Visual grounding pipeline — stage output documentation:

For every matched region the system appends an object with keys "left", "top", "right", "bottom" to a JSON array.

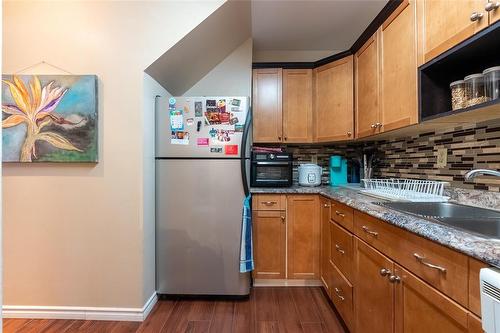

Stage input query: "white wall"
[
  {"left": 252, "top": 49, "right": 339, "bottom": 62},
  {"left": 185, "top": 38, "right": 253, "bottom": 97},
  {"left": 2, "top": 0, "right": 223, "bottom": 310}
]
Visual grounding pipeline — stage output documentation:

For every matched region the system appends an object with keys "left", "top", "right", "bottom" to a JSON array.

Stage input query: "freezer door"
[
  {"left": 156, "top": 159, "right": 251, "bottom": 295},
  {"left": 156, "top": 96, "right": 249, "bottom": 158}
]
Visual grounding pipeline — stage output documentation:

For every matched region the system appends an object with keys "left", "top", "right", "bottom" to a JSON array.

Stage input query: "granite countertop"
[{"left": 251, "top": 185, "right": 500, "bottom": 268}]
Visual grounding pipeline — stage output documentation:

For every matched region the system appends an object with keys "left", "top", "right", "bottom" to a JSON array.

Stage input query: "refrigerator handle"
[{"left": 241, "top": 107, "right": 252, "bottom": 197}]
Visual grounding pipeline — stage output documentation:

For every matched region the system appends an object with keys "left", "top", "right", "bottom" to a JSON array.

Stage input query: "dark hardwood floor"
[{"left": 3, "top": 287, "right": 346, "bottom": 333}]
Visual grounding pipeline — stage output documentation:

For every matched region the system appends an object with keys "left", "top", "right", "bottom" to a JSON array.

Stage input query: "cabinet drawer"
[
  {"left": 354, "top": 210, "right": 468, "bottom": 307},
  {"left": 330, "top": 221, "right": 354, "bottom": 282},
  {"left": 330, "top": 200, "right": 354, "bottom": 231},
  {"left": 330, "top": 262, "right": 353, "bottom": 331},
  {"left": 253, "top": 194, "right": 285, "bottom": 211}
]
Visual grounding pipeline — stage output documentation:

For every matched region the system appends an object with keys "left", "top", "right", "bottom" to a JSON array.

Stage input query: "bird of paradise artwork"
[{"left": 2, "top": 75, "right": 98, "bottom": 162}]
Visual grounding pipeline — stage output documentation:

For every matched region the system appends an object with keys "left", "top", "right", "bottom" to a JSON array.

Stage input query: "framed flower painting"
[{"left": 2, "top": 75, "right": 98, "bottom": 162}]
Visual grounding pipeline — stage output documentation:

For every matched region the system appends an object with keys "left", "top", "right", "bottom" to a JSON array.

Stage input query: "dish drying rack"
[{"left": 360, "top": 179, "right": 449, "bottom": 202}]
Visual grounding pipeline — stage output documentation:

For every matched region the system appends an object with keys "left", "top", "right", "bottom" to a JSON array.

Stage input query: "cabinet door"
[
  {"left": 320, "top": 197, "right": 332, "bottom": 290},
  {"left": 490, "top": 1, "right": 500, "bottom": 24},
  {"left": 252, "top": 68, "right": 282, "bottom": 143},
  {"left": 283, "top": 69, "right": 313, "bottom": 143},
  {"left": 287, "top": 195, "right": 320, "bottom": 279},
  {"left": 252, "top": 210, "right": 286, "bottom": 279},
  {"left": 354, "top": 238, "right": 395, "bottom": 333},
  {"left": 394, "top": 264, "right": 469, "bottom": 333},
  {"left": 355, "top": 33, "right": 381, "bottom": 138},
  {"left": 314, "top": 56, "right": 354, "bottom": 142},
  {"left": 380, "top": 0, "right": 418, "bottom": 133},
  {"left": 419, "top": 0, "right": 488, "bottom": 62}
]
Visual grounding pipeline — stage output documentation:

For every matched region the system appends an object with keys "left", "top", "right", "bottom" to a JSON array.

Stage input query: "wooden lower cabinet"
[
  {"left": 354, "top": 238, "right": 395, "bottom": 333},
  {"left": 394, "top": 264, "right": 470, "bottom": 333},
  {"left": 320, "top": 197, "right": 332, "bottom": 290},
  {"left": 287, "top": 195, "right": 320, "bottom": 279},
  {"left": 252, "top": 210, "right": 286, "bottom": 279}
]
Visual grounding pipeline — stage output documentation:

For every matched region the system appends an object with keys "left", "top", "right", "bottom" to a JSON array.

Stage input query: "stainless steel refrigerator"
[{"left": 155, "top": 96, "right": 251, "bottom": 296}]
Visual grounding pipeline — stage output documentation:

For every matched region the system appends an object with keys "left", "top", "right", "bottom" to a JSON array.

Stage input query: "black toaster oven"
[{"left": 250, "top": 152, "right": 293, "bottom": 187}]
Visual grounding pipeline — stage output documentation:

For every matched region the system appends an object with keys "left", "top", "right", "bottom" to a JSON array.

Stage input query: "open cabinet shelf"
[{"left": 419, "top": 21, "right": 500, "bottom": 123}]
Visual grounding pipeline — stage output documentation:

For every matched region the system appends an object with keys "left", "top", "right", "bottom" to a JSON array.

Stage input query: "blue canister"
[{"left": 329, "top": 155, "right": 347, "bottom": 186}]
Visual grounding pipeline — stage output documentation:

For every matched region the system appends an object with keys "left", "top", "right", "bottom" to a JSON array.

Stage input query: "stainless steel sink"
[{"left": 375, "top": 202, "right": 500, "bottom": 238}]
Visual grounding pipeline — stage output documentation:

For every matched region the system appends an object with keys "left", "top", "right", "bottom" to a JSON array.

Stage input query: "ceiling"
[{"left": 251, "top": 0, "right": 389, "bottom": 62}]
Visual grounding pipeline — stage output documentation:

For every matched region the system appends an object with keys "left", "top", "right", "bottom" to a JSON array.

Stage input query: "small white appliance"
[
  {"left": 480, "top": 267, "right": 500, "bottom": 333},
  {"left": 298, "top": 163, "right": 322, "bottom": 187}
]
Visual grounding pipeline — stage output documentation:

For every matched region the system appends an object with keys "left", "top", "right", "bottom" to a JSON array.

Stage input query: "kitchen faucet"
[{"left": 464, "top": 168, "right": 500, "bottom": 181}]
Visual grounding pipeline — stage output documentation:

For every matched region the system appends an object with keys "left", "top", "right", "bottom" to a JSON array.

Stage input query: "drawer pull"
[
  {"left": 324, "top": 203, "right": 331, "bottom": 208},
  {"left": 389, "top": 275, "right": 401, "bottom": 283},
  {"left": 362, "top": 226, "right": 378, "bottom": 237},
  {"left": 335, "top": 244, "right": 345, "bottom": 254},
  {"left": 413, "top": 253, "right": 447, "bottom": 273},
  {"left": 335, "top": 211, "right": 345, "bottom": 218},
  {"left": 380, "top": 268, "right": 391, "bottom": 276},
  {"left": 281, "top": 216, "right": 285, "bottom": 223},
  {"left": 333, "top": 287, "right": 345, "bottom": 301},
  {"left": 263, "top": 201, "right": 277, "bottom": 206}
]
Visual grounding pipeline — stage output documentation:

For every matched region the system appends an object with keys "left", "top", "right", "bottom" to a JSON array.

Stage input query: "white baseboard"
[
  {"left": 2, "top": 292, "right": 158, "bottom": 322},
  {"left": 253, "top": 279, "right": 323, "bottom": 287}
]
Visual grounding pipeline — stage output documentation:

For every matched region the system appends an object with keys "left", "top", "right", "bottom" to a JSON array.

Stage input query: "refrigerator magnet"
[
  {"left": 168, "top": 97, "right": 176, "bottom": 110},
  {"left": 184, "top": 105, "right": 190, "bottom": 114},
  {"left": 229, "top": 116, "right": 239, "bottom": 125},
  {"left": 170, "top": 110, "right": 184, "bottom": 131},
  {"left": 219, "top": 112, "right": 230, "bottom": 124},
  {"left": 186, "top": 118, "right": 194, "bottom": 126},
  {"left": 225, "top": 145, "right": 238, "bottom": 155},
  {"left": 231, "top": 98, "right": 241, "bottom": 107},
  {"left": 195, "top": 101, "right": 203, "bottom": 117},
  {"left": 197, "top": 138, "right": 209, "bottom": 146},
  {"left": 217, "top": 99, "right": 226, "bottom": 113},
  {"left": 210, "top": 147, "right": 223, "bottom": 153},
  {"left": 234, "top": 124, "right": 244, "bottom": 132},
  {"left": 170, "top": 131, "right": 189, "bottom": 145}
]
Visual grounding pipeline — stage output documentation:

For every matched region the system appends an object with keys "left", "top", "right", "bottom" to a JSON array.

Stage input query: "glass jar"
[
  {"left": 483, "top": 66, "right": 500, "bottom": 101},
  {"left": 464, "top": 73, "right": 489, "bottom": 107},
  {"left": 450, "top": 80, "right": 466, "bottom": 110}
]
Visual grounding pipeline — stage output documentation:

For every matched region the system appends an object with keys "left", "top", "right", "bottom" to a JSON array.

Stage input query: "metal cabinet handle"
[
  {"left": 347, "top": 131, "right": 352, "bottom": 137},
  {"left": 413, "top": 253, "right": 447, "bottom": 273},
  {"left": 335, "top": 211, "right": 345, "bottom": 218},
  {"left": 486, "top": 1, "right": 500, "bottom": 11},
  {"left": 389, "top": 275, "right": 401, "bottom": 283},
  {"left": 335, "top": 244, "right": 345, "bottom": 255},
  {"left": 376, "top": 123, "right": 383, "bottom": 128},
  {"left": 470, "top": 11, "right": 484, "bottom": 21},
  {"left": 333, "top": 287, "right": 345, "bottom": 301},
  {"left": 278, "top": 136, "right": 282, "bottom": 141},
  {"left": 263, "top": 201, "right": 277, "bottom": 206},
  {"left": 371, "top": 124, "right": 377, "bottom": 129},
  {"left": 380, "top": 268, "right": 392, "bottom": 276},
  {"left": 362, "top": 226, "right": 378, "bottom": 237},
  {"left": 324, "top": 203, "right": 331, "bottom": 208},
  {"left": 281, "top": 216, "right": 285, "bottom": 223},
  {"left": 284, "top": 137, "right": 288, "bottom": 141}
]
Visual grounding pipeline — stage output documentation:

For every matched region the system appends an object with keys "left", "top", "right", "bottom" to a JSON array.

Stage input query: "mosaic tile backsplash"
[{"left": 283, "top": 119, "right": 500, "bottom": 192}]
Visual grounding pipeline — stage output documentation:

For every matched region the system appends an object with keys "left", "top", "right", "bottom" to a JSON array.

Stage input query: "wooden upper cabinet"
[
  {"left": 287, "top": 195, "right": 320, "bottom": 279},
  {"left": 394, "top": 264, "right": 470, "bottom": 333},
  {"left": 354, "top": 239, "right": 395, "bottom": 333},
  {"left": 252, "top": 68, "right": 282, "bottom": 143},
  {"left": 314, "top": 56, "right": 354, "bottom": 142},
  {"left": 282, "top": 69, "right": 313, "bottom": 143},
  {"left": 355, "top": 33, "right": 381, "bottom": 139},
  {"left": 320, "top": 197, "right": 332, "bottom": 290},
  {"left": 418, "top": 0, "right": 488, "bottom": 62},
  {"left": 380, "top": 0, "right": 418, "bottom": 133},
  {"left": 252, "top": 210, "right": 286, "bottom": 279}
]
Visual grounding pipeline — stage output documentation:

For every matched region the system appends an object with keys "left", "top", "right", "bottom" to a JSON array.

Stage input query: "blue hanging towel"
[{"left": 240, "top": 195, "right": 254, "bottom": 272}]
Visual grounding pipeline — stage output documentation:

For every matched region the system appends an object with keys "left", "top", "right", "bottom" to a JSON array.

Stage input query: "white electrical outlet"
[{"left": 436, "top": 148, "right": 448, "bottom": 168}]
